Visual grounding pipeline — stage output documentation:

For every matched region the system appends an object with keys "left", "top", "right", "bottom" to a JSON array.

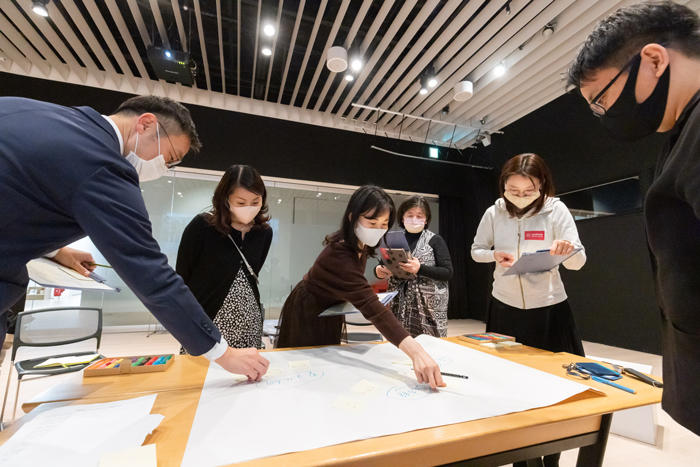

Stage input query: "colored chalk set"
[{"left": 83, "top": 354, "right": 174, "bottom": 377}]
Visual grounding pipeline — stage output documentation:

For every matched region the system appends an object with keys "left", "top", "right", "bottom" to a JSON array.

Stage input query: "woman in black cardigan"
[{"left": 177, "top": 165, "right": 273, "bottom": 350}]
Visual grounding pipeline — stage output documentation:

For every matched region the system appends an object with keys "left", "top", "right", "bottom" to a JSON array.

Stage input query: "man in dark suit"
[
  {"left": 568, "top": 1, "right": 700, "bottom": 435},
  {"left": 0, "top": 95, "right": 268, "bottom": 380}
]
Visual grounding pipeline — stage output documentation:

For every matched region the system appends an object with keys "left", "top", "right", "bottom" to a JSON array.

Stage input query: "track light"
[
  {"left": 419, "top": 88, "right": 428, "bottom": 95},
  {"left": 493, "top": 64, "right": 506, "bottom": 78},
  {"left": 480, "top": 133, "right": 491, "bottom": 147},
  {"left": 344, "top": 74, "right": 354, "bottom": 82},
  {"left": 261, "top": 47, "right": 272, "bottom": 56},
  {"left": 263, "top": 24, "right": 276, "bottom": 37},
  {"left": 427, "top": 77, "right": 438, "bottom": 88},
  {"left": 32, "top": 0, "right": 49, "bottom": 17}
]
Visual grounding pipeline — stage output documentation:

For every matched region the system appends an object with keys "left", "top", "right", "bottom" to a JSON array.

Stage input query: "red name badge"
[{"left": 524, "top": 231, "right": 545, "bottom": 241}]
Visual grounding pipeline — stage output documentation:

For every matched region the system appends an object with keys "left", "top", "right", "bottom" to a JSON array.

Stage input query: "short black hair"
[
  {"left": 114, "top": 95, "right": 202, "bottom": 153},
  {"left": 324, "top": 185, "right": 396, "bottom": 257},
  {"left": 397, "top": 196, "right": 432, "bottom": 230},
  {"left": 567, "top": 1, "right": 700, "bottom": 88}
]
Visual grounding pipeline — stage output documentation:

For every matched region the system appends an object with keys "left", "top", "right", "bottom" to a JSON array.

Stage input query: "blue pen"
[
  {"left": 591, "top": 375, "right": 636, "bottom": 394},
  {"left": 535, "top": 249, "right": 551, "bottom": 253}
]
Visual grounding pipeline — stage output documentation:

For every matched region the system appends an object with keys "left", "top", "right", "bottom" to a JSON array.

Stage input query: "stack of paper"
[
  {"left": 34, "top": 354, "right": 101, "bottom": 368},
  {"left": 0, "top": 395, "right": 162, "bottom": 467}
]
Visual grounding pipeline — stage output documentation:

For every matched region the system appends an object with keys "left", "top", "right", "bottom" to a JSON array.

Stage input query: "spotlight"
[
  {"left": 164, "top": 50, "right": 172, "bottom": 59},
  {"left": 326, "top": 46, "right": 348, "bottom": 73},
  {"left": 344, "top": 74, "right": 354, "bottom": 82},
  {"left": 261, "top": 47, "right": 272, "bottom": 56},
  {"left": 350, "top": 57, "right": 363, "bottom": 72},
  {"left": 32, "top": 0, "right": 49, "bottom": 17},
  {"left": 419, "top": 88, "right": 428, "bottom": 95},
  {"left": 429, "top": 147, "right": 439, "bottom": 159},
  {"left": 481, "top": 134, "right": 491, "bottom": 147},
  {"left": 493, "top": 64, "right": 506, "bottom": 78},
  {"left": 427, "top": 77, "right": 438, "bottom": 88},
  {"left": 263, "top": 23, "right": 276, "bottom": 37},
  {"left": 543, "top": 23, "right": 555, "bottom": 38}
]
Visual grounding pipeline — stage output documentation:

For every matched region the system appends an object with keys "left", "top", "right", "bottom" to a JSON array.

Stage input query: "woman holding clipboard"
[
  {"left": 471, "top": 153, "right": 586, "bottom": 355},
  {"left": 471, "top": 153, "right": 586, "bottom": 467},
  {"left": 276, "top": 186, "right": 445, "bottom": 389}
]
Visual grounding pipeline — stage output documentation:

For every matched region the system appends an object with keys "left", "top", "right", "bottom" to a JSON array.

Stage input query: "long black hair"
[{"left": 324, "top": 185, "right": 395, "bottom": 256}]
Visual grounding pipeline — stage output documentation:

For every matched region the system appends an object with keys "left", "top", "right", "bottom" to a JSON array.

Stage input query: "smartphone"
[{"left": 575, "top": 362, "right": 621, "bottom": 380}]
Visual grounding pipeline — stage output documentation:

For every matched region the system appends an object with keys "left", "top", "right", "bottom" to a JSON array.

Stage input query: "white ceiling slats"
[{"left": 1, "top": 0, "right": 697, "bottom": 151}]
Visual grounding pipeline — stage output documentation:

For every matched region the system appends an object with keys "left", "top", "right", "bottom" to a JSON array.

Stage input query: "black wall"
[
  {"left": 1, "top": 72, "right": 494, "bottom": 319},
  {"left": 466, "top": 92, "right": 665, "bottom": 353}
]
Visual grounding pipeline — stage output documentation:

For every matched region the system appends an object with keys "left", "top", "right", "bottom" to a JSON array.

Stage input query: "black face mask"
[{"left": 601, "top": 55, "right": 671, "bottom": 141}]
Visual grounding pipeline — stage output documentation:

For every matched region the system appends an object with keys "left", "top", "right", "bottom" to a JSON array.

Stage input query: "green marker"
[{"left": 131, "top": 357, "right": 147, "bottom": 367}]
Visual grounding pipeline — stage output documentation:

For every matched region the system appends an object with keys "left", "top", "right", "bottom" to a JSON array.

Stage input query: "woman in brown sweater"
[{"left": 276, "top": 185, "right": 445, "bottom": 389}]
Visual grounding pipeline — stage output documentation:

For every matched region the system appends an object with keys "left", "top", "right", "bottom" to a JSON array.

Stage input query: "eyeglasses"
[
  {"left": 589, "top": 55, "right": 638, "bottom": 118},
  {"left": 157, "top": 121, "right": 183, "bottom": 168}
]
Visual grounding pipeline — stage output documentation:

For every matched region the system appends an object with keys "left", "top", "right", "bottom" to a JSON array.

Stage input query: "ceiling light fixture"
[
  {"left": 427, "top": 77, "right": 438, "bottom": 88},
  {"left": 350, "top": 58, "right": 363, "bottom": 72},
  {"left": 261, "top": 47, "right": 272, "bottom": 56},
  {"left": 263, "top": 23, "right": 276, "bottom": 37},
  {"left": 32, "top": 0, "right": 49, "bottom": 17},
  {"left": 453, "top": 80, "right": 473, "bottom": 101},
  {"left": 493, "top": 64, "right": 506, "bottom": 78},
  {"left": 419, "top": 88, "right": 428, "bottom": 95},
  {"left": 326, "top": 46, "right": 348, "bottom": 73},
  {"left": 344, "top": 74, "right": 354, "bottom": 82}
]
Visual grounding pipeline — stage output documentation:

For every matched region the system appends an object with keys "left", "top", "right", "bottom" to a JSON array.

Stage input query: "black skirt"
[
  {"left": 275, "top": 280, "right": 346, "bottom": 348},
  {"left": 486, "top": 297, "right": 585, "bottom": 356}
]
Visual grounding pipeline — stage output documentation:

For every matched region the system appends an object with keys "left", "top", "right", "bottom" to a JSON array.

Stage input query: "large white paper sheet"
[
  {"left": 183, "top": 336, "right": 592, "bottom": 466},
  {"left": 0, "top": 395, "right": 163, "bottom": 467}
]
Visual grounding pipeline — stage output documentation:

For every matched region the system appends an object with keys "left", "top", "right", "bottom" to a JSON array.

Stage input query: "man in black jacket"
[
  {"left": 568, "top": 1, "right": 700, "bottom": 435},
  {"left": 0, "top": 95, "right": 268, "bottom": 381}
]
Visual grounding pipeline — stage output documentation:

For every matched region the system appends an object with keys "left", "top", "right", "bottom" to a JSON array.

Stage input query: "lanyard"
[{"left": 227, "top": 234, "right": 259, "bottom": 284}]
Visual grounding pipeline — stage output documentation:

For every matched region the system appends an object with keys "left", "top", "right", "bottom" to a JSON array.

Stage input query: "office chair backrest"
[{"left": 12, "top": 307, "right": 102, "bottom": 361}]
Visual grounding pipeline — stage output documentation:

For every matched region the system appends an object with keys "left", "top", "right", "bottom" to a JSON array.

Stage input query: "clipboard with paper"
[
  {"left": 502, "top": 248, "right": 583, "bottom": 276},
  {"left": 319, "top": 291, "right": 398, "bottom": 317},
  {"left": 26, "top": 257, "right": 119, "bottom": 292}
]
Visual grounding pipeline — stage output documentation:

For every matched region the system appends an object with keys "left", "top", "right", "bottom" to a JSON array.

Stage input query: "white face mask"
[
  {"left": 403, "top": 217, "right": 425, "bottom": 234},
  {"left": 354, "top": 223, "right": 387, "bottom": 247},
  {"left": 230, "top": 205, "right": 261, "bottom": 225},
  {"left": 125, "top": 125, "right": 169, "bottom": 182},
  {"left": 504, "top": 191, "right": 540, "bottom": 210}
]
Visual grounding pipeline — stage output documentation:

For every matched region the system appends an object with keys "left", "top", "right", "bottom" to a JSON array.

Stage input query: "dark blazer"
[
  {"left": 176, "top": 213, "right": 273, "bottom": 321},
  {"left": 0, "top": 97, "right": 221, "bottom": 355}
]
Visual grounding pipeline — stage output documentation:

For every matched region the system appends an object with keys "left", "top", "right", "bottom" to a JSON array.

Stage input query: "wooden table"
[{"left": 0, "top": 338, "right": 662, "bottom": 466}]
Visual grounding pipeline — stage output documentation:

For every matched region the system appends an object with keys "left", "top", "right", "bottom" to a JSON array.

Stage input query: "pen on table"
[
  {"left": 440, "top": 372, "right": 469, "bottom": 380},
  {"left": 591, "top": 375, "right": 636, "bottom": 394}
]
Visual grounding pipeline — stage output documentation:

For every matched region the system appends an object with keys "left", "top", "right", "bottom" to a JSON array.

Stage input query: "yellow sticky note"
[
  {"left": 351, "top": 379, "right": 377, "bottom": 395},
  {"left": 288, "top": 360, "right": 311, "bottom": 370},
  {"left": 99, "top": 444, "right": 157, "bottom": 467},
  {"left": 333, "top": 396, "right": 365, "bottom": 412}
]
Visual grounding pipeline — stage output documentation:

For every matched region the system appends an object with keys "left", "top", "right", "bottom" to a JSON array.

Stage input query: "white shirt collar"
[{"left": 102, "top": 115, "right": 124, "bottom": 154}]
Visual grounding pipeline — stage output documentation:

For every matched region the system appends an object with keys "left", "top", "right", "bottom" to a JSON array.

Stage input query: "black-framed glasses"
[
  {"left": 589, "top": 55, "right": 638, "bottom": 118},
  {"left": 157, "top": 121, "right": 182, "bottom": 168}
]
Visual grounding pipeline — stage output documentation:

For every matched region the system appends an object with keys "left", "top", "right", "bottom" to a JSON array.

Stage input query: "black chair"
[
  {"left": 344, "top": 314, "right": 383, "bottom": 343},
  {"left": 1, "top": 307, "right": 103, "bottom": 429}
]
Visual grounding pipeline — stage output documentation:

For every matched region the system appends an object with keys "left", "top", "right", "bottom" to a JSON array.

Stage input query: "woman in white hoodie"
[{"left": 471, "top": 153, "right": 586, "bottom": 357}]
